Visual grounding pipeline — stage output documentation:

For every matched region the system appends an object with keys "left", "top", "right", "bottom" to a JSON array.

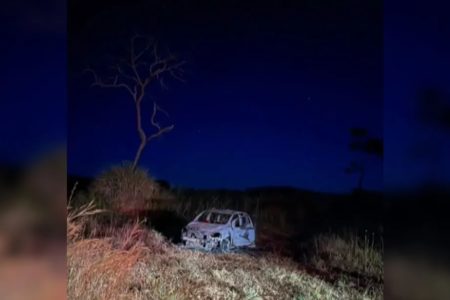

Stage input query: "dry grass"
[
  {"left": 310, "top": 231, "right": 383, "bottom": 281},
  {"left": 68, "top": 204, "right": 382, "bottom": 300},
  {"left": 67, "top": 200, "right": 105, "bottom": 242}
]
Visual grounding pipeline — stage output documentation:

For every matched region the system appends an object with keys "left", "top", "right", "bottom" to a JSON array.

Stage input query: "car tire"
[{"left": 220, "top": 237, "right": 231, "bottom": 253}]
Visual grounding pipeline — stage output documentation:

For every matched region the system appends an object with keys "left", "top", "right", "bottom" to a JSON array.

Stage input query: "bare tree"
[{"left": 85, "top": 34, "right": 185, "bottom": 170}]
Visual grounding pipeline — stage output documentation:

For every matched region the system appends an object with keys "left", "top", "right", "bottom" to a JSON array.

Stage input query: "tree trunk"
[
  {"left": 132, "top": 93, "right": 147, "bottom": 171},
  {"left": 132, "top": 140, "right": 146, "bottom": 170}
]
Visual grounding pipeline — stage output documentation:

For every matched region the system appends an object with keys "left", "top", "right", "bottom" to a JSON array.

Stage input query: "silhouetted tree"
[
  {"left": 346, "top": 128, "right": 383, "bottom": 191},
  {"left": 86, "top": 34, "right": 185, "bottom": 170}
]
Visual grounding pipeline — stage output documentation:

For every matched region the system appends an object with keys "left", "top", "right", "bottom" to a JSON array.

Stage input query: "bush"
[{"left": 91, "top": 163, "right": 160, "bottom": 215}]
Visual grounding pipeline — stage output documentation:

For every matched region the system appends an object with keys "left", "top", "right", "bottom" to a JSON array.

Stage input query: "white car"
[{"left": 181, "top": 209, "right": 256, "bottom": 252}]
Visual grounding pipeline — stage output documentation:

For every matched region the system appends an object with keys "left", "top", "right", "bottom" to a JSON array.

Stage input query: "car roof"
[{"left": 206, "top": 208, "right": 248, "bottom": 215}]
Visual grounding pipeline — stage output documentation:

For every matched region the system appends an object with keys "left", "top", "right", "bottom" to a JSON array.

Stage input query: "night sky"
[
  {"left": 1, "top": 0, "right": 66, "bottom": 165},
  {"left": 384, "top": 1, "right": 450, "bottom": 189},
  {"left": 1, "top": 1, "right": 448, "bottom": 195},
  {"left": 68, "top": 0, "right": 383, "bottom": 192}
]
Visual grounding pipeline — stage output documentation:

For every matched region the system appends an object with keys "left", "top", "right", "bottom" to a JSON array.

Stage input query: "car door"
[
  {"left": 231, "top": 214, "right": 254, "bottom": 246},
  {"left": 236, "top": 214, "right": 255, "bottom": 246},
  {"left": 241, "top": 214, "right": 255, "bottom": 246},
  {"left": 230, "top": 214, "right": 246, "bottom": 246}
]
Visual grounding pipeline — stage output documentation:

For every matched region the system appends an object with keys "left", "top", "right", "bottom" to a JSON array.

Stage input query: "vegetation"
[
  {"left": 67, "top": 202, "right": 382, "bottom": 300},
  {"left": 90, "top": 164, "right": 164, "bottom": 215},
  {"left": 345, "top": 128, "right": 383, "bottom": 191},
  {"left": 307, "top": 232, "right": 383, "bottom": 288},
  {"left": 68, "top": 165, "right": 383, "bottom": 299}
]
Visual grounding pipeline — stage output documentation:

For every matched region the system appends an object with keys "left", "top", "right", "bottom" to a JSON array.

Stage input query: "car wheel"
[{"left": 220, "top": 237, "right": 231, "bottom": 253}]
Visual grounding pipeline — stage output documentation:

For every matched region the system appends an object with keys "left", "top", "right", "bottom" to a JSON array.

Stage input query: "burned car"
[{"left": 181, "top": 209, "right": 255, "bottom": 252}]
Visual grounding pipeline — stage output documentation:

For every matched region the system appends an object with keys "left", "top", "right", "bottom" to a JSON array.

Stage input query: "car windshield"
[{"left": 197, "top": 211, "right": 231, "bottom": 224}]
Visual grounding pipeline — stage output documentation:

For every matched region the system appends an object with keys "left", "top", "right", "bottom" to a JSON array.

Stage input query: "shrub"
[{"left": 91, "top": 163, "right": 160, "bottom": 215}]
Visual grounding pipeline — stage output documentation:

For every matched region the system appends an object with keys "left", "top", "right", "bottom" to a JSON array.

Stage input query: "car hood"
[{"left": 186, "top": 221, "right": 228, "bottom": 234}]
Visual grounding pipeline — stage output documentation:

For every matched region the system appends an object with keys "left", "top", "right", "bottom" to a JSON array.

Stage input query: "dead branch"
[
  {"left": 147, "top": 125, "right": 175, "bottom": 142},
  {"left": 84, "top": 67, "right": 136, "bottom": 97},
  {"left": 149, "top": 102, "right": 174, "bottom": 141}
]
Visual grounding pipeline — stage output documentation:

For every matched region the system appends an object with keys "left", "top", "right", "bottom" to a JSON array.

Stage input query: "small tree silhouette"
[{"left": 345, "top": 128, "right": 383, "bottom": 191}]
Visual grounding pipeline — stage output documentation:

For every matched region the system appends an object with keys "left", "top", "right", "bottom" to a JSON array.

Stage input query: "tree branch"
[
  {"left": 114, "top": 64, "right": 138, "bottom": 83},
  {"left": 147, "top": 124, "right": 174, "bottom": 142},
  {"left": 148, "top": 102, "right": 174, "bottom": 141},
  {"left": 129, "top": 37, "right": 144, "bottom": 86},
  {"left": 84, "top": 67, "right": 136, "bottom": 97},
  {"left": 150, "top": 102, "right": 161, "bottom": 131}
]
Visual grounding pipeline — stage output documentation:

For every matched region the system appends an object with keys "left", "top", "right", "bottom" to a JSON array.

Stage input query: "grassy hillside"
[
  {"left": 68, "top": 202, "right": 382, "bottom": 299},
  {"left": 67, "top": 169, "right": 383, "bottom": 299}
]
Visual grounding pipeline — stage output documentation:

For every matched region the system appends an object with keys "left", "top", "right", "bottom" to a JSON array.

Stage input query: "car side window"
[
  {"left": 231, "top": 215, "right": 240, "bottom": 227},
  {"left": 240, "top": 215, "right": 247, "bottom": 228},
  {"left": 246, "top": 216, "right": 253, "bottom": 228}
]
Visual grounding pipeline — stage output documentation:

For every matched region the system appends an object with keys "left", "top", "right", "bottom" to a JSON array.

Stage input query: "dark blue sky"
[
  {"left": 384, "top": 1, "right": 450, "bottom": 189},
  {"left": 68, "top": 0, "right": 383, "bottom": 192},
  {"left": 1, "top": 0, "right": 66, "bottom": 165},
  {"left": 2, "top": 1, "right": 448, "bottom": 194}
]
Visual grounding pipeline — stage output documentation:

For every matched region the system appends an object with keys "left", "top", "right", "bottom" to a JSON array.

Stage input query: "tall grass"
[{"left": 309, "top": 231, "right": 383, "bottom": 281}]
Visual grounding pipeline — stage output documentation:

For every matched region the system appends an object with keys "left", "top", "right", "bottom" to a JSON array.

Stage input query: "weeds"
[{"left": 299, "top": 229, "right": 384, "bottom": 299}]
